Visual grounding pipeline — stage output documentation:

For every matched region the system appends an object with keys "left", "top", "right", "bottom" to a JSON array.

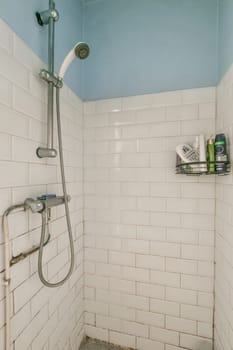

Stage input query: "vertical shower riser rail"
[
  {"left": 36, "top": 0, "right": 59, "bottom": 158},
  {"left": 47, "top": 0, "right": 55, "bottom": 150}
]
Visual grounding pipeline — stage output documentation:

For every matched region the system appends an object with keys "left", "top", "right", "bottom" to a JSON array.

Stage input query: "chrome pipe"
[
  {"left": 47, "top": 0, "right": 55, "bottom": 149},
  {"left": 2, "top": 203, "right": 26, "bottom": 350},
  {"left": 48, "top": 0, "right": 55, "bottom": 74},
  {"left": 47, "top": 83, "right": 54, "bottom": 149}
]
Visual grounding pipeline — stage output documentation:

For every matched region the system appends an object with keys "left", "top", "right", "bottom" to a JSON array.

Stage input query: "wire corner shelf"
[{"left": 176, "top": 160, "right": 231, "bottom": 176}]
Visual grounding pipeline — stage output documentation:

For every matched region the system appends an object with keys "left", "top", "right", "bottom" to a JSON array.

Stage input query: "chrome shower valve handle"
[{"left": 24, "top": 198, "right": 44, "bottom": 213}]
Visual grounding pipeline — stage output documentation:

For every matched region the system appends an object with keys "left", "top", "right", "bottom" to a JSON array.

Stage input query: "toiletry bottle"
[
  {"left": 207, "top": 135, "right": 215, "bottom": 173},
  {"left": 193, "top": 136, "right": 200, "bottom": 172},
  {"left": 199, "top": 134, "right": 207, "bottom": 173},
  {"left": 215, "top": 133, "right": 227, "bottom": 172},
  {"left": 193, "top": 136, "right": 199, "bottom": 151}
]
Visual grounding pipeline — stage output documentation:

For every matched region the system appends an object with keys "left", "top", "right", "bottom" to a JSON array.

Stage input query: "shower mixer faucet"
[{"left": 24, "top": 195, "right": 71, "bottom": 213}]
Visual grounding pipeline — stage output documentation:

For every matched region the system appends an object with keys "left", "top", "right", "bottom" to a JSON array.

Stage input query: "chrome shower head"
[
  {"left": 58, "top": 42, "right": 90, "bottom": 79},
  {"left": 74, "top": 42, "right": 90, "bottom": 60}
]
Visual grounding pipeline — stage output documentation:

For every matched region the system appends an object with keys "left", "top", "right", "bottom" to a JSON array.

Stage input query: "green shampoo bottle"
[{"left": 207, "top": 135, "right": 215, "bottom": 173}]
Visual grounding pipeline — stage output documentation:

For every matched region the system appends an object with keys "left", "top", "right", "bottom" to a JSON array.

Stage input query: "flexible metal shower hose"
[{"left": 38, "top": 87, "right": 75, "bottom": 287}]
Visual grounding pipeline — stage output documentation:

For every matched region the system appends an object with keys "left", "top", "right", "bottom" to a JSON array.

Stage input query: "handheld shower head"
[
  {"left": 58, "top": 42, "right": 90, "bottom": 79},
  {"left": 75, "top": 42, "right": 90, "bottom": 60}
]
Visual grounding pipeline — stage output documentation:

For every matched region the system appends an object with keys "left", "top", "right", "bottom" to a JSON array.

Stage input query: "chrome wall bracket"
[
  {"left": 36, "top": 147, "right": 57, "bottom": 158},
  {"left": 36, "top": 8, "right": 59, "bottom": 26},
  {"left": 39, "top": 69, "right": 63, "bottom": 88}
]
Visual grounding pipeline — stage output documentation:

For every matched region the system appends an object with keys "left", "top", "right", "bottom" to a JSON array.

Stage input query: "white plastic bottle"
[
  {"left": 193, "top": 136, "right": 200, "bottom": 172},
  {"left": 199, "top": 134, "right": 207, "bottom": 173}
]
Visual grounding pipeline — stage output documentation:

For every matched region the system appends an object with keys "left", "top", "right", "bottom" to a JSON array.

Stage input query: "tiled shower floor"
[{"left": 79, "top": 338, "right": 132, "bottom": 350}]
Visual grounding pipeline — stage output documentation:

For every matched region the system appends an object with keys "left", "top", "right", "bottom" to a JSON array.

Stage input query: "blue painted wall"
[
  {"left": 83, "top": 0, "right": 219, "bottom": 100},
  {"left": 0, "top": 0, "right": 223, "bottom": 100},
  {"left": 218, "top": 0, "right": 233, "bottom": 80},
  {"left": 0, "top": 0, "right": 84, "bottom": 97}
]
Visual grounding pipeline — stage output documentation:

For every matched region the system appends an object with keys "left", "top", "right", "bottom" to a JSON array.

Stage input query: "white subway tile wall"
[
  {"left": 215, "top": 63, "right": 233, "bottom": 350},
  {"left": 83, "top": 87, "right": 216, "bottom": 350},
  {"left": 0, "top": 20, "right": 84, "bottom": 350},
  {"left": 0, "top": 17, "right": 221, "bottom": 350}
]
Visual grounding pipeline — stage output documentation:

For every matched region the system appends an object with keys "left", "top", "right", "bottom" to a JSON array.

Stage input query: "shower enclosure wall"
[
  {"left": 0, "top": 19, "right": 216, "bottom": 347},
  {"left": 0, "top": 1, "right": 233, "bottom": 350},
  {"left": 215, "top": 67, "right": 233, "bottom": 350},
  {"left": 83, "top": 89, "right": 215, "bottom": 349},
  {"left": 0, "top": 18, "right": 216, "bottom": 350},
  {"left": 0, "top": 19, "right": 84, "bottom": 349}
]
